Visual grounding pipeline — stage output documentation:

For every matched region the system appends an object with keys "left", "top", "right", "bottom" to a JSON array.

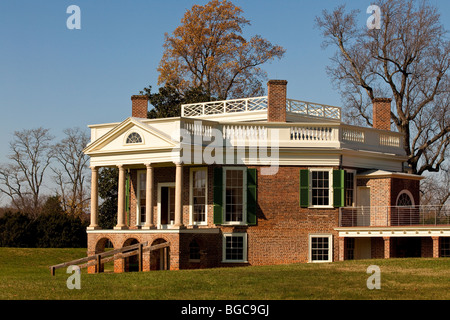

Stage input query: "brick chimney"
[
  {"left": 267, "top": 80, "right": 287, "bottom": 122},
  {"left": 373, "top": 98, "right": 392, "bottom": 131},
  {"left": 131, "top": 95, "right": 148, "bottom": 118}
]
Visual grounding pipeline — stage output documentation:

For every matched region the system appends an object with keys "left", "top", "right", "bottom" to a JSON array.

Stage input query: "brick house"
[{"left": 83, "top": 80, "right": 450, "bottom": 273}]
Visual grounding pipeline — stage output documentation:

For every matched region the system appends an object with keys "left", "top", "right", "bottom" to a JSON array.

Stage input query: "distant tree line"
[
  {"left": 0, "top": 196, "right": 87, "bottom": 248},
  {"left": 0, "top": 127, "right": 90, "bottom": 248}
]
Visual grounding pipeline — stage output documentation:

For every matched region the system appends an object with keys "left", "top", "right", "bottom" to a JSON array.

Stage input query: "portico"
[{"left": 88, "top": 162, "right": 185, "bottom": 231}]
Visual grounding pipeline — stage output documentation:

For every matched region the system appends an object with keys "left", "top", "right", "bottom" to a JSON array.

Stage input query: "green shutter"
[
  {"left": 299, "top": 169, "right": 309, "bottom": 208},
  {"left": 333, "top": 170, "right": 345, "bottom": 207},
  {"left": 247, "top": 168, "right": 257, "bottom": 225},
  {"left": 213, "top": 167, "right": 223, "bottom": 224}
]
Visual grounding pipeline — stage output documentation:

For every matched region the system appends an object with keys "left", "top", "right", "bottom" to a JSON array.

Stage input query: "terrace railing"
[
  {"left": 181, "top": 96, "right": 342, "bottom": 121},
  {"left": 286, "top": 98, "right": 341, "bottom": 120},
  {"left": 339, "top": 205, "right": 450, "bottom": 227},
  {"left": 181, "top": 96, "right": 268, "bottom": 117}
]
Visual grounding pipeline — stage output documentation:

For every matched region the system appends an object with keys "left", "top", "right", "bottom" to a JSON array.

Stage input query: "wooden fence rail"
[{"left": 49, "top": 241, "right": 170, "bottom": 276}]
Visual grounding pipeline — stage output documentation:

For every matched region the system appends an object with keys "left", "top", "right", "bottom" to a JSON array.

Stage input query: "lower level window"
[
  {"left": 223, "top": 233, "right": 247, "bottom": 262},
  {"left": 441, "top": 237, "right": 450, "bottom": 258},
  {"left": 309, "top": 234, "right": 333, "bottom": 263}
]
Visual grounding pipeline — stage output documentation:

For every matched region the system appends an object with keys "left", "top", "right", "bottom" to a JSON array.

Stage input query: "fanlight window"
[
  {"left": 126, "top": 132, "right": 142, "bottom": 144},
  {"left": 397, "top": 192, "right": 413, "bottom": 207}
]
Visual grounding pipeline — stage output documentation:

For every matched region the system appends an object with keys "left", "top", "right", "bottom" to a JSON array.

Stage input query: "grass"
[{"left": 0, "top": 247, "right": 449, "bottom": 300}]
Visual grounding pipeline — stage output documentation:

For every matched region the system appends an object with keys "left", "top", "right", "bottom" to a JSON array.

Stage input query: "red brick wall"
[
  {"left": 131, "top": 95, "right": 148, "bottom": 118},
  {"left": 246, "top": 166, "right": 339, "bottom": 265},
  {"left": 391, "top": 178, "right": 420, "bottom": 206},
  {"left": 373, "top": 98, "right": 391, "bottom": 131},
  {"left": 267, "top": 80, "right": 287, "bottom": 123}
]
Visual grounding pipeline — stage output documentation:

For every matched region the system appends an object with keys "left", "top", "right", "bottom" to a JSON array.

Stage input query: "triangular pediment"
[{"left": 84, "top": 117, "right": 177, "bottom": 154}]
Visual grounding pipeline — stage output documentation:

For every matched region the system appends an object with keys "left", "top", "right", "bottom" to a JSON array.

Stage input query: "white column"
[
  {"left": 88, "top": 166, "right": 100, "bottom": 230},
  {"left": 173, "top": 162, "right": 184, "bottom": 228},
  {"left": 114, "top": 164, "right": 128, "bottom": 229},
  {"left": 143, "top": 163, "right": 155, "bottom": 229}
]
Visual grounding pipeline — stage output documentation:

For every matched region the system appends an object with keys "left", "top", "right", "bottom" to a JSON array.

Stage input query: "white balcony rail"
[
  {"left": 181, "top": 96, "right": 342, "bottom": 121},
  {"left": 339, "top": 205, "right": 450, "bottom": 227},
  {"left": 286, "top": 99, "right": 341, "bottom": 120},
  {"left": 178, "top": 119, "right": 405, "bottom": 155},
  {"left": 181, "top": 96, "right": 268, "bottom": 117},
  {"left": 290, "top": 126, "right": 338, "bottom": 142}
]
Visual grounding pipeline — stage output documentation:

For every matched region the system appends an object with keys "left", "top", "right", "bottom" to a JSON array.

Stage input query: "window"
[
  {"left": 310, "top": 169, "right": 332, "bottom": 207},
  {"left": 344, "top": 171, "right": 355, "bottom": 207},
  {"left": 346, "top": 238, "right": 355, "bottom": 260},
  {"left": 126, "top": 132, "right": 142, "bottom": 144},
  {"left": 396, "top": 190, "right": 414, "bottom": 207},
  {"left": 213, "top": 167, "right": 256, "bottom": 226},
  {"left": 190, "top": 168, "right": 207, "bottom": 225},
  {"left": 189, "top": 240, "right": 201, "bottom": 261},
  {"left": 224, "top": 168, "right": 247, "bottom": 224},
  {"left": 441, "top": 238, "right": 450, "bottom": 258},
  {"left": 309, "top": 234, "right": 333, "bottom": 263},
  {"left": 300, "top": 168, "right": 352, "bottom": 208},
  {"left": 137, "top": 171, "right": 146, "bottom": 224},
  {"left": 223, "top": 233, "right": 247, "bottom": 262}
]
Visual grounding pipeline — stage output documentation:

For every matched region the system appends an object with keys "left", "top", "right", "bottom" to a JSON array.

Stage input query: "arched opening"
[
  {"left": 123, "top": 238, "right": 139, "bottom": 272},
  {"left": 392, "top": 190, "right": 418, "bottom": 226},
  {"left": 150, "top": 238, "right": 170, "bottom": 270},
  {"left": 396, "top": 190, "right": 415, "bottom": 207},
  {"left": 94, "top": 237, "right": 114, "bottom": 273}
]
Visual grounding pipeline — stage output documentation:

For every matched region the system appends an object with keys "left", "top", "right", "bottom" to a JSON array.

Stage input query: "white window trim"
[
  {"left": 222, "top": 232, "right": 248, "bottom": 263},
  {"left": 222, "top": 167, "right": 247, "bottom": 225},
  {"left": 308, "top": 234, "right": 333, "bottom": 263},
  {"left": 308, "top": 168, "right": 333, "bottom": 208},
  {"left": 396, "top": 189, "right": 415, "bottom": 206},
  {"left": 123, "top": 129, "right": 145, "bottom": 146},
  {"left": 136, "top": 170, "right": 146, "bottom": 226},
  {"left": 189, "top": 167, "right": 208, "bottom": 226},
  {"left": 345, "top": 169, "right": 357, "bottom": 207}
]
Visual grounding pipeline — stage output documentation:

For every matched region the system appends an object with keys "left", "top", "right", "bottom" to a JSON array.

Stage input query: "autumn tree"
[
  {"left": 158, "top": 0, "right": 285, "bottom": 100},
  {"left": 315, "top": 0, "right": 450, "bottom": 177}
]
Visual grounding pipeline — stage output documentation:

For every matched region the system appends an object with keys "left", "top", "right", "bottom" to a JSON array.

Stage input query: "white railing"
[
  {"left": 181, "top": 97, "right": 268, "bottom": 117},
  {"left": 290, "top": 126, "right": 337, "bottom": 142},
  {"left": 342, "top": 127, "right": 365, "bottom": 143},
  {"left": 286, "top": 99, "right": 341, "bottom": 121},
  {"left": 339, "top": 205, "right": 450, "bottom": 227},
  {"left": 222, "top": 124, "right": 267, "bottom": 141},
  {"left": 177, "top": 119, "right": 405, "bottom": 154},
  {"left": 181, "top": 96, "right": 342, "bottom": 121},
  {"left": 380, "top": 134, "right": 401, "bottom": 147}
]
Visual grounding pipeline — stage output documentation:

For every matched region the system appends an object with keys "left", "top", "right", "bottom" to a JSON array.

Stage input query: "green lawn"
[{"left": 0, "top": 247, "right": 449, "bottom": 300}]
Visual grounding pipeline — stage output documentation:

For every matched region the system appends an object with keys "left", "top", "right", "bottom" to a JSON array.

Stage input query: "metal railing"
[{"left": 339, "top": 205, "right": 450, "bottom": 227}]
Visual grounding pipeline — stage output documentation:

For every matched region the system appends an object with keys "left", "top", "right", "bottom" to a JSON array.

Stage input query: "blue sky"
[{"left": 0, "top": 0, "right": 449, "bottom": 196}]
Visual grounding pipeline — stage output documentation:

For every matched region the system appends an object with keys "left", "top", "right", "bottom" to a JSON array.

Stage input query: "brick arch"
[
  {"left": 150, "top": 237, "right": 170, "bottom": 270},
  {"left": 122, "top": 237, "right": 140, "bottom": 272},
  {"left": 94, "top": 236, "right": 115, "bottom": 253}
]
